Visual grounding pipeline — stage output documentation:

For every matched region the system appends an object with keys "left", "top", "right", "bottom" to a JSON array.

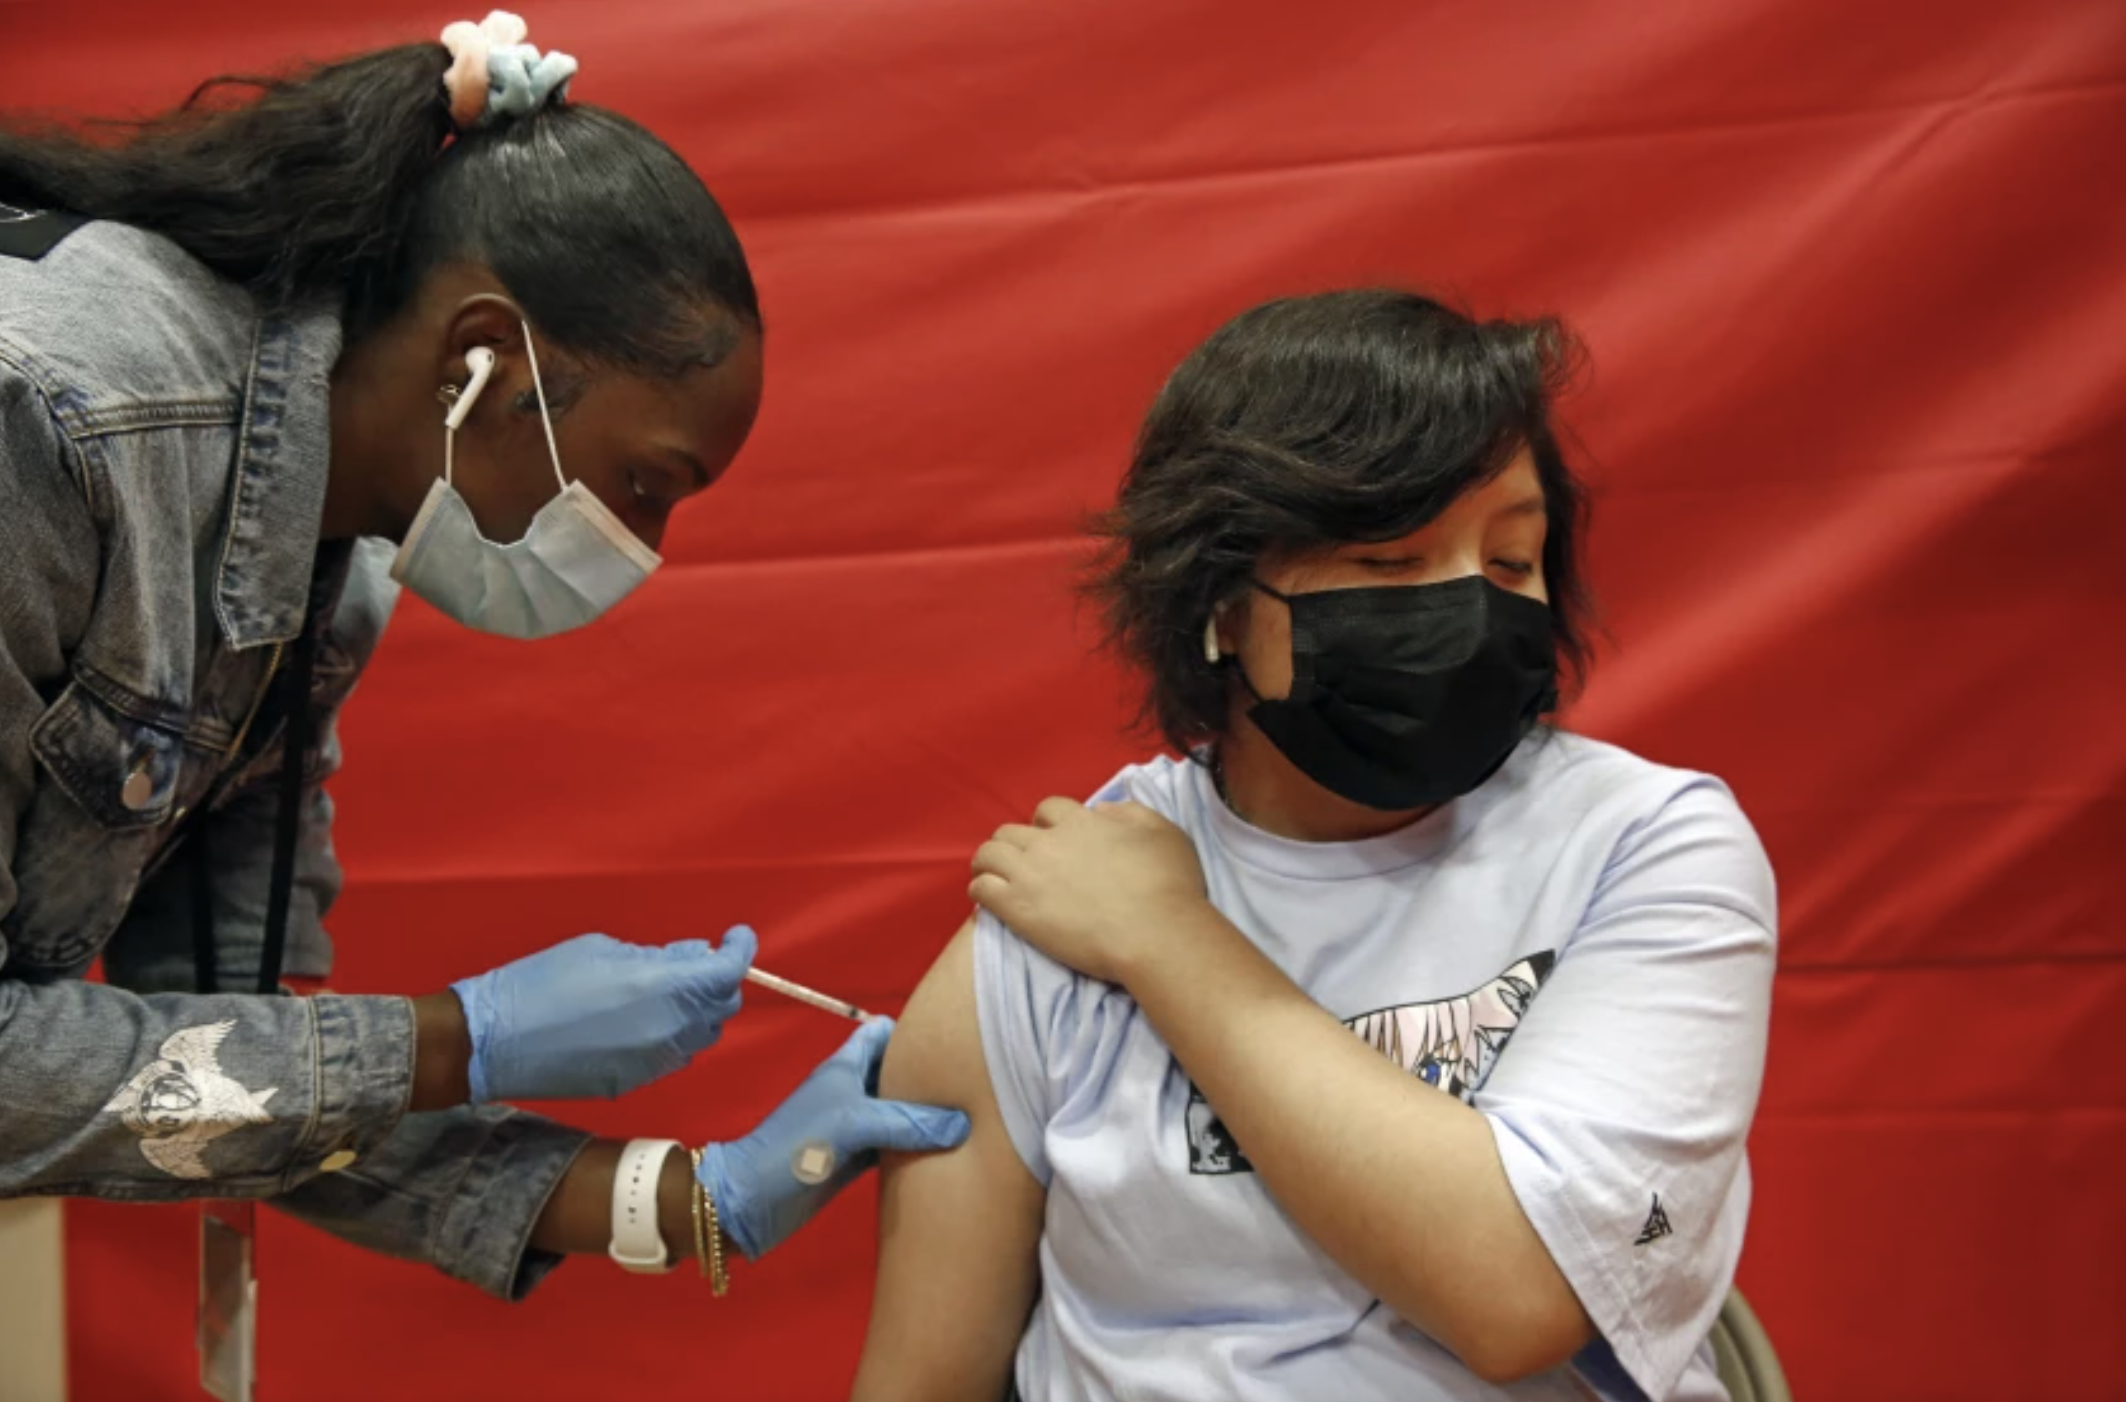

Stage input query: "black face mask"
[{"left": 1236, "top": 575, "right": 1558, "bottom": 811}]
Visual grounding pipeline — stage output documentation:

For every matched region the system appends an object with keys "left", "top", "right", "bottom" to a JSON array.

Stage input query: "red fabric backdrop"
[{"left": 5, "top": 1, "right": 2123, "bottom": 1398}]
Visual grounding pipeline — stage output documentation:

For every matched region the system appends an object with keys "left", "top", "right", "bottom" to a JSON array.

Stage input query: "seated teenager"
[{"left": 852, "top": 290, "right": 1776, "bottom": 1402}]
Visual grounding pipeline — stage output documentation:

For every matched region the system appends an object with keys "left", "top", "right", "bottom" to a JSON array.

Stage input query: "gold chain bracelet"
[
  {"left": 687, "top": 1147, "right": 730, "bottom": 1296},
  {"left": 685, "top": 1147, "right": 711, "bottom": 1282}
]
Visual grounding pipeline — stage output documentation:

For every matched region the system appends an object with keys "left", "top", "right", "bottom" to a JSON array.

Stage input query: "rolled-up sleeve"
[
  {"left": 1477, "top": 776, "right": 1777, "bottom": 1401},
  {"left": 271, "top": 1103, "right": 591, "bottom": 1300},
  {"left": 0, "top": 972, "right": 590, "bottom": 1301}
]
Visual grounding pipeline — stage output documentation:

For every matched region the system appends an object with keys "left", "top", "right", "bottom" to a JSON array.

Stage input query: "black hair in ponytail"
[{"left": 0, "top": 43, "right": 759, "bottom": 374}]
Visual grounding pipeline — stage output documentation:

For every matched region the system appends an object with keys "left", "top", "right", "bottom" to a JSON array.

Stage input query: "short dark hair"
[
  {"left": 1090, "top": 289, "right": 1595, "bottom": 753},
  {"left": 0, "top": 44, "right": 758, "bottom": 376}
]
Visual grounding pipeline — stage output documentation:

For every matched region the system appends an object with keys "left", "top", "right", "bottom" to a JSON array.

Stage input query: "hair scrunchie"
[{"left": 440, "top": 10, "right": 578, "bottom": 131}]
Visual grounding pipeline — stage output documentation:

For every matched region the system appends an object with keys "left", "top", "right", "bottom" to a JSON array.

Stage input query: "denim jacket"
[{"left": 0, "top": 218, "right": 588, "bottom": 1299}]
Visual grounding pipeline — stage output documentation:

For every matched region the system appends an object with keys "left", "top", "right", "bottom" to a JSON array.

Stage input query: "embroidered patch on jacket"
[
  {"left": 1186, "top": 951, "right": 1557, "bottom": 1175},
  {"left": 102, "top": 1022, "right": 280, "bottom": 1180}
]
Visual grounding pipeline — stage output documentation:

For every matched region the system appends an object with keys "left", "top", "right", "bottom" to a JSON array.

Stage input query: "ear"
[
  {"left": 1204, "top": 593, "right": 1253, "bottom": 664},
  {"left": 437, "top": 293, "right": 530, "bottom": 420}
]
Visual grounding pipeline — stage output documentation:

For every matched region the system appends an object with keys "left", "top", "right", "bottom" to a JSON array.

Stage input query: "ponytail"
[
  {"left": 0, "top": 42, "right": 758, "bottom": 373},
  {"left": 0, "top": 47, "right": 456, "bottom": 310}
]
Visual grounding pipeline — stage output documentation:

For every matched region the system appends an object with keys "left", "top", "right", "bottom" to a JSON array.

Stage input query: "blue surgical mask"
[{"left": 389, "top": 324, "right": 662, "bottom": 640}]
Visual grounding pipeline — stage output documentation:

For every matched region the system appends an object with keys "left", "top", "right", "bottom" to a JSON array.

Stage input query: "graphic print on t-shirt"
[{"left": 1186, "top": 952, "right": 1557, "bottom": 1175}]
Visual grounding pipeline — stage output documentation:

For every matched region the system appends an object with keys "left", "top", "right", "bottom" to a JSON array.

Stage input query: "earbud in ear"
[
  {"left": 1203, "top": 614, "right": 1223, "bottom": 665},
  {"left": 444, "top": 346, "right": 497, "bottom": 432}
]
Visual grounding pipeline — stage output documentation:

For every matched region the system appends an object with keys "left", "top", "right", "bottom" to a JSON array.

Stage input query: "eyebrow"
[{"left": 1499, "top": 496, "right": 1548, "bottom": 519}]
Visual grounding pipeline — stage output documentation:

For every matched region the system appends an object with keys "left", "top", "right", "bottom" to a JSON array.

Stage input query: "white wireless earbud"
[
  {"left": 1204, "top": 614, "right": 1223, "bottom": 664},
  {"left": 444, "top": 346, "right": 496, "bottom": 432}
]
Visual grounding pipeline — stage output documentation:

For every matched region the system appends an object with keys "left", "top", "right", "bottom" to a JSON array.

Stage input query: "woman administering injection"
[{"left": 0, "top": 12, "right": 966, "bottom": 1300}]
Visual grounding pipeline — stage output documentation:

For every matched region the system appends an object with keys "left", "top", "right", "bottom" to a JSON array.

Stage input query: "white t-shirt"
[{"left": 974, "top": 730, "right": 1777, "bottom": 1402}]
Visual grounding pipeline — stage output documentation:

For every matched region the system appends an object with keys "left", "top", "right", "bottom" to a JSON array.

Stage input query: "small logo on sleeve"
[{"left": 1634, "top": 1193, "right": 1674, "bottom": 1247}]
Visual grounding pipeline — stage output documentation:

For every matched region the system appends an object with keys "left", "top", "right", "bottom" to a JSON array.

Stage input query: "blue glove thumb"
[
  {"left": 660, "top": 923, "right": 757, "bottom": 979},
  {"left": 659, "top": 925, "right": 758, "bottom": 1050},
  {"left": 697, "top": 1016, "right": 971, "bottom": 1260},
  {"left": 841, "top": 1095, "right": 972, "bottom": 1155},
  {"left": 834, "top": 1019, "right": 969, "bottom": 1151},
  {"left": 713, "top": 923, "right": 759, "bottom": 974}
]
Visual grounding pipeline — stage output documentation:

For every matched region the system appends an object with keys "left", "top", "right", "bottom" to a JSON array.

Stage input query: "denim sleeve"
[
  {"left": 0, "top": 976, "right": 416, "bottom": 1199},
  {"left": 271, "top": 1105, "right": 593, "bottom": 1300},
  {"left": 52, "top": 751, "right": 587, "bottom": 1302}
]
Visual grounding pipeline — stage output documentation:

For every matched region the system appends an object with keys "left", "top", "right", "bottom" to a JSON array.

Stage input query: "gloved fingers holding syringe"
[
  {"left": 451, "top": 925, "right": 760, "bottom": 1105},
  {"left": 448, "top": 920, "right": 964, "bottom": 1268},
  {"left": 446, "top": 924, "right": 884, "bottom": 1104}
]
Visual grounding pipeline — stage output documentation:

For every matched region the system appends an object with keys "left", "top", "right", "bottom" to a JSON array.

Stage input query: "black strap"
[
  {"left": 255, "top": 624, "right": 320, "bottom": 994},
  {"left": 191, "top": 820, "right": 218, "bottom": 993},
  {"left": 0, "top": 205, "right": 87, "bottom": 261},
  {"left": 188, "top": 623, "right": 320, "bottom": 997}
]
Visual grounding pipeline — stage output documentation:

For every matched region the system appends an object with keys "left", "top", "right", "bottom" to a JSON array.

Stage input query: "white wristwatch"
[{"left": 608, "top": 1138, "right": 683, "bottom": 1274}]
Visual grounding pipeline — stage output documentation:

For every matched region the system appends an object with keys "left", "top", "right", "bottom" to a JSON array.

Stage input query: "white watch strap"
[{"left": 608, "top": 1138, "right": 683, "bottom": 1274}]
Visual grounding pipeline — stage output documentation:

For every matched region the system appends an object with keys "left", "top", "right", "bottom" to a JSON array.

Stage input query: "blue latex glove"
[
  {"left": 697, "top": 1017, "right": 970, "bottom": 1259},
  {"left": 451, "top": 928, "right": 757, "bottom": 1103}
]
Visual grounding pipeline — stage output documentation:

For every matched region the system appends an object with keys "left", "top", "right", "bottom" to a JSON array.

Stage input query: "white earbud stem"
[
  {"left": 445, "top": 346, "right": 497, "bottom": 432},
  {"left": 1204, "top": 615, "right": 1223, "bottom": 665}
]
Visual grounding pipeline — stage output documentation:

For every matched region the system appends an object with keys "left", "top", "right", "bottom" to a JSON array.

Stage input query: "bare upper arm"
[{"left": 852, "top": 918, "right": 1046, "bottom": 1402}]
